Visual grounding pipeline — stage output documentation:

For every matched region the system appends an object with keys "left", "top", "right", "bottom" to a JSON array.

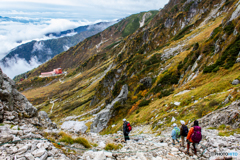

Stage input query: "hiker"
[
  {"left": 186, "top": 120, "right": 202, "bottom": 155},
  {"left": 180, "top": 120, "right": 188, "bottom": 148},
  {"left": 171, "top": 123, "right": 180, "bottom": 145},
  {"left": 123, "top": 119, "right": 131, "bottom": 141}
]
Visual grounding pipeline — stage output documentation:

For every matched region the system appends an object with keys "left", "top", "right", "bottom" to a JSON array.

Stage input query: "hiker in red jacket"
[
  {"left": 186, "top": 120, "right": 202, "bottom": 155},
  {"left": 123, "top": 119, "right": 131, "bottom": 141}
]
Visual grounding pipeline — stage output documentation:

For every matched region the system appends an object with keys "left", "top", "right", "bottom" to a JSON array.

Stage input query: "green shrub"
[
  {"left": 158, "top": 88, "right": 174, "bottom": 99},
  {"left": 209, "top": 100, "right": 219, "bottom": 107},
  {"left": 139, "top": 99, "right": 151, "bottom": 107},
  {"left": 158, "top": 72, "right": 180, "bottom": 85},
  {"left": 104, "top": 143, "right": 123, "bottom": 150},
  {"left": 224, "top": 21, "right": 235, "bottom": 35},
  {"left": 209, "top": 26, "right": 220, "bottom": 40}
]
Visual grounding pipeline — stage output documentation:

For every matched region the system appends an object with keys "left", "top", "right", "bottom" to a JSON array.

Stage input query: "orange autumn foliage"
[{"left": 128, "top": 100, "right": 141, "bottom": 115}]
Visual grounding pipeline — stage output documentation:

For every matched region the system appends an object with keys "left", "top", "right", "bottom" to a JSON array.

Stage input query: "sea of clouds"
[{"left": 0, "top": 16, "right": 110, "bottom": 79}]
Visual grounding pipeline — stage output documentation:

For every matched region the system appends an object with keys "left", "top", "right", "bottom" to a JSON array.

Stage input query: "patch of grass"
[
  {"left": 218, "top": 124, "right": 226, "bottom": 130},
  {"left": 59, "top": 132, "right": 74, "bottom": 144},
  {"left": 207, "top": 127, "right": 217, "bottom": 130},
  {"left": 59, "top": 131, "right": 91, "bottom": 148},
  {"left": 0, "top": 123, "right": 4, "bottom": 126},
  {"left": 218, "top": 128, "right": 240, "bottom": 137},
  {"left": 91, "top": 143, "right": 98, "bottom": 147},
  {"left": 74, "top": 137, "right": 91, "bottom": 148},
  {"left": 104, "top": 143, "right": 123, "bottom": 151}
]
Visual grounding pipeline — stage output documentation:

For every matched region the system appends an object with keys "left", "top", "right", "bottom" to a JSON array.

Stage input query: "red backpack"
[{"left": 127, "top": 122, "right": 132, "bottom": 132}]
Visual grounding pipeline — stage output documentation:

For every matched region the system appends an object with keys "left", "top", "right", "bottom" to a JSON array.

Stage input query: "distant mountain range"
[{"left": 0, "top": 20, "right": 117, "bottom": 68}]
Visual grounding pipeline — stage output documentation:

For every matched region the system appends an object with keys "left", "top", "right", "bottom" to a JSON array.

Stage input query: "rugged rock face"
[
  {"left": 0, "top": 68, "right": 55, "bottom": 128},
  {"left": 197, "top": 100, "right": 240, "bottom": 129},
  {"left": 0, "top": 68, "right": 37, "bottom": 123},
  {"left": 91, "top": 84, "right": 128, "bottom": 133},
  {"left": 0, "top": 68, "right": 66, "bottom": 159}
]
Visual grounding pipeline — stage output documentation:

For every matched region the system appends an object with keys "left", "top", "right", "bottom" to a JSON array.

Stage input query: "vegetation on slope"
[{"left": 18, "top": 0, "right": 240, "bottom": 135}]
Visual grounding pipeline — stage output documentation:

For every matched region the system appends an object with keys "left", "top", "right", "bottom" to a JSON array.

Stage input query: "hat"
[
  {"left": 180, "top": 120, "right": 185, "bottom": 125},
  {"left": 172, "top": 123, "right": 177, "bottom": 127},
  {"left": 123, "top": 119, "right": 126, "bottom": 121}
]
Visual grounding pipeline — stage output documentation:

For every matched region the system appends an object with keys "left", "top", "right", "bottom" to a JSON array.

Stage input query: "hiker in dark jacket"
[
  {"left": 180, "top": 120, "right": 188, "bottom": 148},
  {"left": 123, "top": 119, "right": 130, "bottom": 141},
  {"left": 186, "top": 120, "right": 202, "bottom": 155}
]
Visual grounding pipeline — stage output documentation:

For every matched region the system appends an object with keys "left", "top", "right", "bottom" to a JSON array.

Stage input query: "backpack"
[
  {"left": 127, "top": 122, "right": 132, "bottom": 132},
  {"left": 191, "top": 126, "right": 202, "bottom": 143},
  {"left": 182, "top": 125, "right": 188, "bottom": 137},
  {"left": 174, "top": 128, "right": 180, "bottom": 138}
]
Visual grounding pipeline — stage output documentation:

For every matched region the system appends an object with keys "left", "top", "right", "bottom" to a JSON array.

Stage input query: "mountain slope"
[
  {"left": 18, "top": 0, "right": 240, "bottom": 135},
  {"left": 17, "top": 11, "right": 158, "bottom": 78}
]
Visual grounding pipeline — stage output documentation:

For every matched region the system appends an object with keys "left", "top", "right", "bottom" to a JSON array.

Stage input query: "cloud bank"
[{"left": 1, "top": 55, "right": 42, "bottom": 79}]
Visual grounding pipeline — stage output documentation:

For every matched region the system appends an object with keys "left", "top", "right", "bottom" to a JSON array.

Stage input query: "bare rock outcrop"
[
  {"left": 197, "top": 100, "right": 240, "bottom": 129},
  {"left": 0, "top": 68, "right": 69, "bottom": 159},
  {"left": 0, "top": 68, "right": 56, "bottom": 128},
  {"left": 91, "top": 84, "right": 128, "bottom": 133}
]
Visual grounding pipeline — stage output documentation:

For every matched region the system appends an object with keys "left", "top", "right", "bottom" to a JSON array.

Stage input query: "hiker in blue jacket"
[{"left": 171, "top": 123, "right": 180, "bottom": 145}]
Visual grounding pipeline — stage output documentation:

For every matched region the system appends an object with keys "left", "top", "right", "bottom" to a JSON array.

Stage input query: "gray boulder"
[
  {"left": 91, "top": 84, "right": 128, "bottom": 133},
  {"left": 61, "top": 121, "right": 88, "bottom": 133},
  {"left": 232, "top": 79, "right": 240, "bottom": 85},
  {"left": 197, "top": 100, "right": 240, "bottom": 129}
]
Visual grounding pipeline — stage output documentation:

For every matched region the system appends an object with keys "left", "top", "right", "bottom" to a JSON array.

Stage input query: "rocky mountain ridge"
[{"left": 0, "top": 68, "right": 72, "bottom": 159}]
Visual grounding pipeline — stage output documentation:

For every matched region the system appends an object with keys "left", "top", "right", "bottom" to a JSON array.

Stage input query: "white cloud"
[
  {"left": 0, "top": 18, "right": 103, "bottom": 59},
  {"left": 0, "top": 55, "right": 42, "bottom": 79}
]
